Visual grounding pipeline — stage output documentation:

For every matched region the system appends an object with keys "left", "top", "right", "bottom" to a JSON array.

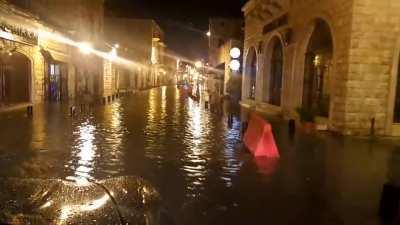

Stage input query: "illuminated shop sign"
[{"left": 0, "top": 21, "right": 38, "bottom": 45}]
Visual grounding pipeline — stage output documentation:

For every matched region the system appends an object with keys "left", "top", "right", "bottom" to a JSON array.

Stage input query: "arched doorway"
[
  {"left": 302, "top": 19, "right": 333, "bottom": 117},
  {"left": 0, "top": 52, "right": 31, "bottom": 104},
  {"left": 245, "top": 47, "right": 257, "bottom": 100},
  {"left": 268, "top": 38, "right": 283, "bottom": 106}
]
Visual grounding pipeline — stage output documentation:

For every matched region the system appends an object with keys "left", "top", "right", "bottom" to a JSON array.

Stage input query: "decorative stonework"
[{"left": 242, "top": 0, "right": 400, "bottom": 136}]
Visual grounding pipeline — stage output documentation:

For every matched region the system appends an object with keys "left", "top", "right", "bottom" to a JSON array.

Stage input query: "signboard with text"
[{"left": 0, "top": 21, "right": 38, "bottom": 45}]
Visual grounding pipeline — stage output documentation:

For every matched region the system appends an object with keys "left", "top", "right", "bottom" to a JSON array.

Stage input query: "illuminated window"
[{"left": 50, "top": 64, "right": 60, "bottom": 76}]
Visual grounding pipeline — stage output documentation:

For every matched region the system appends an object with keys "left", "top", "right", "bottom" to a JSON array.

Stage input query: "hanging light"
[
  {"left": 313, "top": 55, "right": 321, "bottom": 67},
  {"left": 230, "top": 47, "right": 241, "bottom": 59},
  {"left": 229, "top": 60, "right": 241, "bottom": 71}
]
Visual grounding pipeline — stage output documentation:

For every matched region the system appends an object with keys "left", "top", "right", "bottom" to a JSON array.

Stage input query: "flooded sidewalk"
[{"left": 0, "top": 86, "right": 397, "bottom": 225}]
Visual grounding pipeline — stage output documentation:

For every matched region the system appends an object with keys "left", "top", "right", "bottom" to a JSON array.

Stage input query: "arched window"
[
  {"left": 302, "top": 19, "right": 333, "bottom": 117},
  {"left": 0, "top": 52, "right": 31, "bottom": 104},
  {"left": 269, "top": 39, "right": 283, "bottom": 106},
  {"left": 246, "top": 47, "right": 257, "bottom": 100}
]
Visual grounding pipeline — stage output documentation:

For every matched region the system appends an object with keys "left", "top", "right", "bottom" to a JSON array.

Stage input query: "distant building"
[
  {"left": 105, "top": 18, "right": 171, "bottom": 91},
  {"left": 242, "top": 0, "right": 400, "bottom": 136},
  {"left": 208, "top": 18, "right": 243, "bottom": 101}
]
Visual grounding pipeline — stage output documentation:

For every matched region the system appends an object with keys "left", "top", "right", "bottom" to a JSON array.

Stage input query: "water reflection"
[
  {"left": 182, "top": 98, "right": 210, "bottom": 198},
  {"left": 221, "top": 116, "right": 242, "bottom": 187},
  {"left": 30, "top": 106, "right": 47, "bottom": 150},
  {"left": 161, "top": 86, "right": 167, "bottom": 116},
  {"left": 66, "top": 120, "right": 96, "bottom": 185},
  {"left": 0, "top": 87, "right": 393, "bottom": 225},
  {"left": 101, "top": 100, "right": 126, "bottom": 176},
  {"left": 144, "top": 88, "right": 167, "bottom": 164}
]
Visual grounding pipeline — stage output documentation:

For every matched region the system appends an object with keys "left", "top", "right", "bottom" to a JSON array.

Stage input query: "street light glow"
[
  {"left": 206, "top": 31, "right": 211, "bottom": 37},
  {"left": 78, "top": 42, "right": 93, "bottom": 55},
  {"left": 230, "top": 47, "right": 241, "bottom": 59},
  {"left": 108, "top": 47, "right": 118, "bottom": 61},
  {"left": 229, "top": 60, "right": 241, "bottom": 71},
  {"left": 195, "top": 61, "right": 203, "bottom": 68}
]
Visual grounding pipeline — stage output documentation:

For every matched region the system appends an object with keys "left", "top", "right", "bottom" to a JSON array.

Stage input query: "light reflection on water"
[
  {"left": 66, "top": 120, "right": 96, "bottom": 185},
  {"left": 0, "top": 87, "right": 400, "bottom": 224},
  {"left": 182, "top": 98, "right": 211, "bottom": 197},
  {"left": 221, "top": 117, "right": 242, "bottom": 187},
  {"left": 65, "top": 100, "right": 126, "bottom": 184},
  {"left": 0, "top": 86, "right": 393, "bottom": 224},
  {"left": 1, "top": 87, "right": 245, "bottom": 195},
  {"left": 144, "top": 88, "right": 167, "bottom": 163}
]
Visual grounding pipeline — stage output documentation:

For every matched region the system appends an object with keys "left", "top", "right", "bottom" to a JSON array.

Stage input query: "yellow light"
[
  {"left": 206, "top": 31, "right": 211, "bottom": 37},
  {"left": 195, "top": 61, "right": 203, "bottom": 68},
  {"left": 78, "top": 42, "right": 93, "bottom": 55},
  {"left": 108, "top": 48, "right": 118, "bottom": 61},
  {"left": 229, "top": 60, "right": 241, "bottom": 71},
  {"left": 313, "top": 55, "right": 321, "bottom": 67},
  {"left": 115, "top": 43, "right": 119, "bottom": 48}
]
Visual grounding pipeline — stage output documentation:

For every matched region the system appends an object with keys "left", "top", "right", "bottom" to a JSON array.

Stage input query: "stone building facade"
[
  {"left": 105, "top": 18, "right": 169, "bottom": 91},
  {"left": 242, "top": 0, "right": 400, "bottom": 136},
  {"left": 0, "top": 0, "right": 107, "bottom": 107},
  {"left": 0, "top": 0, "right": 74, "bottom": 105},
  {"left": 208, "top": 18, "right": 244, "bottom": 101}
]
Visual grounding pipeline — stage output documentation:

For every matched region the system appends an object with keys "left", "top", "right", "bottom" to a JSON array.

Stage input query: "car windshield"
[{"left": 0, "top": 0, "right": 400, "bottom": 225}]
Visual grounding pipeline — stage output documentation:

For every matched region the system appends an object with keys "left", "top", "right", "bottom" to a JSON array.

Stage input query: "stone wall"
[
  {"left": 289, "top": 0, "right": 354, "bottom": 133},
  {"left": 345, "top": 0, "right": 400, "bottom": 135},
  {"left": 243, "top": 0, "right": 400, "bottom": 135}
]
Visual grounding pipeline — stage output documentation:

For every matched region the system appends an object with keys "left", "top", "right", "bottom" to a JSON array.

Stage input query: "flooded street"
[{"left": 0, "top": 86, "right": 397, "bottom": 225}]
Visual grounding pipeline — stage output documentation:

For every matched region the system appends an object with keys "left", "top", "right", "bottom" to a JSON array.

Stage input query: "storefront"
[{"left": 0, "top": 17, "right": 38, "bottom": 106}]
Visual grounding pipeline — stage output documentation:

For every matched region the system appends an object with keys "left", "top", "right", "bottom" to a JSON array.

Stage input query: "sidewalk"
[{"left": 0, "top": 102, "right": 32, "bottom": 113}]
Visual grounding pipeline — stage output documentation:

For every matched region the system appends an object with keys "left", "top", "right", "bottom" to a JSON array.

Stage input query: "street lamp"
[
  {"left": 108, "top": 47, "right": 118, "bottom": 61},
  {"left": 206, "top": 31, "right": 211, "bottom": 37},
  {"left": 229, "top": 60, "right": 241, "bottom": 71},
  {"left": 230, "top": 47, "right": 241, "bottom": 59},
  {"left": 229, "top": 47, "right": 242, "bottom": 71},
  {"left": 78, "top": 42, "right": 93, "bottom": 55}
]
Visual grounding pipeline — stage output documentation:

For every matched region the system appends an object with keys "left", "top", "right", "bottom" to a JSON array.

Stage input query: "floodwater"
[{"left": 0, "top": 86, "right": 398, "bottom": 225}]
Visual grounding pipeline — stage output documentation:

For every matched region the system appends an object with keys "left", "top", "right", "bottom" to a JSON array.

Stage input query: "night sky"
[{"left": 105, "top": 0, "right": 247, "bottom": 60}]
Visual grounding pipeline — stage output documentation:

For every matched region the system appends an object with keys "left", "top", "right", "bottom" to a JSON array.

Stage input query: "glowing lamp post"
[
  {"left": 229, "top": 47, "right": 241, "bottom": 71},
  {"left": 229, "top": 60, "right": 241, "bottom": 71},
  {"left": 230, "top": 47, "right": 241, "bottom": 59}
]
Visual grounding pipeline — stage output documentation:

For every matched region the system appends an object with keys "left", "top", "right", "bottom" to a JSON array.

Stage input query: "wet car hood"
[{"left": 0, "top": 176, "right": 162, "bottom": 225}]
